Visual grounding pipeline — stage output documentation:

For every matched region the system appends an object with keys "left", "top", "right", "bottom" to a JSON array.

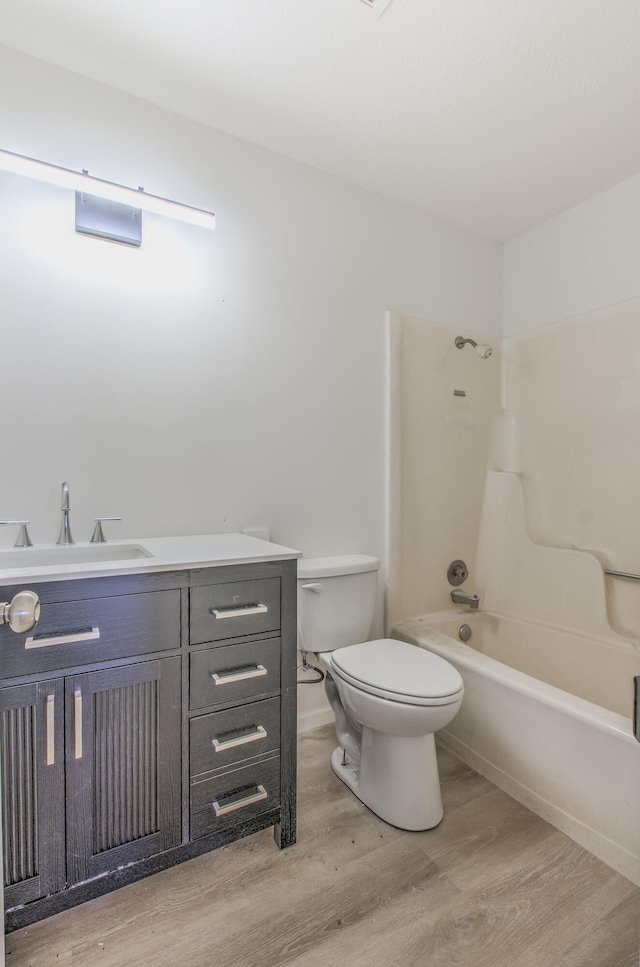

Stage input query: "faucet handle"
[
  {"left": 447, "top": 559, "right": 468, "bottom": 586},
  {"left": 90, "top": 517, "right": 122, "bottom": 544},
  {"left": 0, "top": 521, "right": 33, "bottom": 548}
]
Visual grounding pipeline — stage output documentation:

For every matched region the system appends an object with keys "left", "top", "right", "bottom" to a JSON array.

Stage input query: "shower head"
[
  {"left": 475, "top": 343, "right": 493, "bottom": 359},
  {"left": 455, "top": 336, "right": 493, "bottom": 359}
]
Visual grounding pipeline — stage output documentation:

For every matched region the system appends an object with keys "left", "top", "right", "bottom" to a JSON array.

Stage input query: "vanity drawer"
[
  {"left": 189, "top": 638, "right": 281, "bottom": 710},
  {"left": 190, "top": 697, "right": 281, "bottom": 778},
  {"left": 190, "top": 755, "right": 280, "bottom": 840},
  {"left": 0, "top": 590, "right": 181, "bottom": 679},
  {"left": 190, "top": 578, "right": 281, "bottom": 644}
]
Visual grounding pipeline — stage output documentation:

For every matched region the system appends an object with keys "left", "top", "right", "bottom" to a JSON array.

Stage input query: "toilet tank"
[{"left": 297, "top": 554, "right": 380, "bottom": 653}]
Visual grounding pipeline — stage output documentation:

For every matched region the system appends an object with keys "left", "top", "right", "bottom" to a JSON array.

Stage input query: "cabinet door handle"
[
  {"left": 46, "top": 693, "right": 55, "bottom": 766},
  {"left": 212, "top": 725, "right": 267, "bottom": 753},
  {"left": 210, "top": 664, "right": 267, "bottom": 686},
  {"left": 74, "top": 688, "right": 83, "bottom": 759},
  {"left": 212, "top": 784, "right": 268, "bottom": 817},
  {"left": 25, "top": 627, "right": 100, "bottom": 650},
  {"left": 209, "top": 603, "right": 268, "bottom": 619}
]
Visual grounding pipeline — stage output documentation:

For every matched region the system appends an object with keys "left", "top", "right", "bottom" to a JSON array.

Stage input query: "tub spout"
[{"left": 451, "top": 589, "right": 480, "bottom": 610}]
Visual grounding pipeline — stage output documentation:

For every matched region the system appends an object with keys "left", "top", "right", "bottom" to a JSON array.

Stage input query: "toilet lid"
[{"left": 330, "top": 639, "right": 463, "bottom": 707}]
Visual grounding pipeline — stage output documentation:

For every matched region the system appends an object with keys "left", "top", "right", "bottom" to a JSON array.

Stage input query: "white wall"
[
  {"left": 504, "top": 171, "right": 640, "bottom": 335},
  {"left": 0, "top": 46, "right": 502, "bottom": 728}
]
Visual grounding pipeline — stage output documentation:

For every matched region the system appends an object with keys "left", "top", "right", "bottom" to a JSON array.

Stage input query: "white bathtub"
[{"left": 392, "top": 610, "right": 640, "bottom": 886}]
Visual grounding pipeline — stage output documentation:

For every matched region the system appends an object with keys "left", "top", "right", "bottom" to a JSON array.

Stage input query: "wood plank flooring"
[{"left": 6, "top": 725, "right": 640, "bottom": 967}]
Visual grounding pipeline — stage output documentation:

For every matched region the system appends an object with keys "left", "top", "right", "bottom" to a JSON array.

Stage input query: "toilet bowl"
[
  {"left": 298, "top": 556, "right": 464, "bottom": 831},
  {"left": 320, "top": 639, "right": 463, "bottom": 829}
]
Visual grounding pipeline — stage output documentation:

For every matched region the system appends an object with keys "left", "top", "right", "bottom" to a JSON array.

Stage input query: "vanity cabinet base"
[
  {"left": 1, "top": 558, "right": 297, "bottom": 931},
  {"left": 5, "top": 807, "right": 286, "bottom": 932}
]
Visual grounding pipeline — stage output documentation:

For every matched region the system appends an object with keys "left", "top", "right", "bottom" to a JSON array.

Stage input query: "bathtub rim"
[{"left": 392, "top": 609, "right": 636, "bottom": 746}]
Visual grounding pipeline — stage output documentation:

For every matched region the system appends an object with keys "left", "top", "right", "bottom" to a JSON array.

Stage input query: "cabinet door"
[
  {"left": 65, "top": 657, "right": 181, "bottom": 884},
  {"left": 0, "top": 679, "right": 65, "bottom": 909}
]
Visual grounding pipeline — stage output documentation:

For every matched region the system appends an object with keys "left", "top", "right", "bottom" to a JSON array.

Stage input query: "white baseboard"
[
  {"left": 297, "top": 707, "right": 334, "bottom": 734},
  {"left": 438, "top": 731, "right": 640, "bottom": 888}
]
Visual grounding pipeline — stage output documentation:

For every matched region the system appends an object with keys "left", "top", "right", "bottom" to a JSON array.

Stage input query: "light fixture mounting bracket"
[{"left": 75, "top": 191, "right": 142, "bottom": 247}]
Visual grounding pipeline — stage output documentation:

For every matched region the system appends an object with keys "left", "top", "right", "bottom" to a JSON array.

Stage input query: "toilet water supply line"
[{"left": 297, "top": 620, "right": 325, "bottom": 684}]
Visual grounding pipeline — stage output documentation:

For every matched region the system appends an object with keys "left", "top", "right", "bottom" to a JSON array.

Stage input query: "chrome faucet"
[
  {"left": 451, "top": 589, "right": 480, "bottom": 610},
  {"left": 56, "top": 481, "right": 74, "bottom": 546}
]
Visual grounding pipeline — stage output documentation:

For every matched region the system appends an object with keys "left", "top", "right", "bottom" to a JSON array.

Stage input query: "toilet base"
[{"left": 329, "top": 727, "right": 444, "bottom": 831}]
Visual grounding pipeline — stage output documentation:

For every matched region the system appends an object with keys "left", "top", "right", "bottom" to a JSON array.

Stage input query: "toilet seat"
[{"left": 330, "top": 638, "right": 464, "bottom": 707}]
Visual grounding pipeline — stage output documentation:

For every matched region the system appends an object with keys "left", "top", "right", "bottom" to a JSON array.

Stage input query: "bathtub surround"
[
  {"left": 501, "top": 303, "right": 640, "bottom": 639},
  {"left": 389, "top": 294, "right": 640, "bottom": 652},
  {"left": 388, "top": 298, "right": 640, "bottom": 883},
  {"left": 386, "top": 313, "right": 500, "bottom": 628}
]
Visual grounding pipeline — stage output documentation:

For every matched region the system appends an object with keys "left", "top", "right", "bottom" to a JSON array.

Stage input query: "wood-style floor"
[{"left": 6, "top": 725, "right": 640, "bottom": 967}]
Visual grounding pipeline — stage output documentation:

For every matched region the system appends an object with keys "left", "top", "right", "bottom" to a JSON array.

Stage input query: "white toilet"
[{"left": 298, "top": 554, "right": 464, "bottom": 831}]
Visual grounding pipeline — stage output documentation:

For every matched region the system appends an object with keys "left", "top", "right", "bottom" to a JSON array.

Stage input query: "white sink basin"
[{"left": 0, "top": 543, "right": 153, "bottom": 568}]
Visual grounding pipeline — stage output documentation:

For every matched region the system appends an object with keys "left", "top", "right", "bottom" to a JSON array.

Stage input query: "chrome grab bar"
[{"left": 604, "top": 569, "right": 640, "bottom": 582}]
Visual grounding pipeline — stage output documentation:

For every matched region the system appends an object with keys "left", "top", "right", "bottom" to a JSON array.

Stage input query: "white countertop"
[{"left": 0, "top": 533, "right": 301, "bottom": 584}]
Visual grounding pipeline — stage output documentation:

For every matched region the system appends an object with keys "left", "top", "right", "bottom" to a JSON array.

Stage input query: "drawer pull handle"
[
  {"left": 211, "top": 664, "right": 267, "bottom": 686},
  {"left": 209, "top": 603, "right": 268, "bottom": 619},
  {"left": 212, "top": 725, "right": 267, "bottom": 753},
  {"left": 74, "top": 688, "right": 83, "bottom": 760},
  {"left": 212, "top": 784, "right": 268, "bottom": 817},
  {"left": 46, "top": 693, "right": 55, "bottom": 766},
  {"left": 24, "top": 627, "right": 100, "bottom": 650}
]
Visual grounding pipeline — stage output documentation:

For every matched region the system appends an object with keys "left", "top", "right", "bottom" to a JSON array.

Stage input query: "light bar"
[{"left": 0, "top": 147, "right": 215, "bottom": 231}]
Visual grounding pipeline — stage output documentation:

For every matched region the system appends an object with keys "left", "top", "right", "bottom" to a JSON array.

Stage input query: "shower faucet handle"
[
  {"left": 447, "top": 560, "right": 468, "bottom": 586},
  {"left": 0, "top": 521, "right": 33, "bottom": 548}
]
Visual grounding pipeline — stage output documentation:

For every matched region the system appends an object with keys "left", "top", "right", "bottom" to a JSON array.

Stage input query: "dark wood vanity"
[{"left": 0, "top": 553, "right": 297, "bottom": 929}]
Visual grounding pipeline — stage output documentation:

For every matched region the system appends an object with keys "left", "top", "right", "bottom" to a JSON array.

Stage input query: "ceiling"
[{"left": 1, "top": 0, "right": 640, "bottom": 240}]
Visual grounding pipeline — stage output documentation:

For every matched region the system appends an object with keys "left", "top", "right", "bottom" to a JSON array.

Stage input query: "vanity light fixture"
[{"left": 0, "top": 147, "right": 215, "bottom": 246}]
